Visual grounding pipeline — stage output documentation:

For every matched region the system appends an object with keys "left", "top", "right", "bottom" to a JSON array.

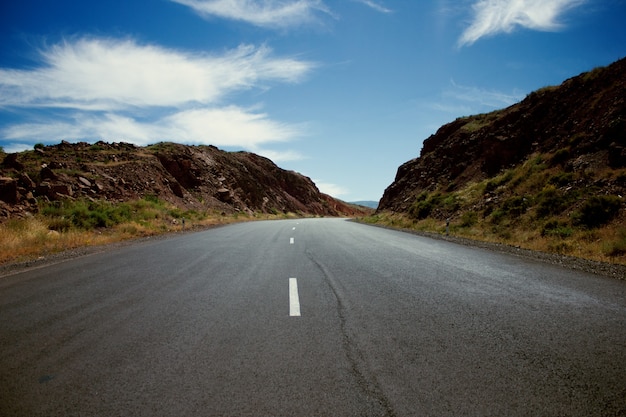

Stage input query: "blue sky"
[{"left": 1, "top": 0, "right": 625, "bottom": 202}]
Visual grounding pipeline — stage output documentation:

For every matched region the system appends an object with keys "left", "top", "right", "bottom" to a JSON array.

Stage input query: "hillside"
[
  {"left": 0, "top": 141, "right": 372, "bottom": 263},
  {"left": 0, "top": 141, "right": 366, "bottom": 220},
  {"left": 375, "top": 57, "right": 626, "bottom": 265}
]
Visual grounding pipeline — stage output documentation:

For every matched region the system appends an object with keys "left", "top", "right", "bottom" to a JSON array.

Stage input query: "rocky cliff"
[
  {"left": 0, "top": 142, "right": 366, "bottom": 220},
  {"left": 379, "top": 57, "right": 626, "bottom": 213}
]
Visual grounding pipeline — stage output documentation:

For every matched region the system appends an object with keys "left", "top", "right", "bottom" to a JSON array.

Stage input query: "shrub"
[
  {"left": 40, "top": 199, "right": 134, "bottom": 229},
  {"left": 47, "top": 217, "right": 72, "bottom": 232},
  {"left": 548, "top": 172, "right": 574, "bottom": 187},
  {"left": 34, "top": 143, "right": 45, "bottom": 150},
  {"left": 573, "top": 196, "right": 622, "bottom": 228},
  {"left": 535, "top": 186, "right": 569, "bottom": 218},
  {"left": 409, "top": 192, "right": 434, "bottom": 220},
  {"left": 502, "top": 195, "right": 529, "bottom": 217},
  {"left": 550, "top": 148, "right": 570, "bottom": 166},
  {"left": 460, "top": 211, "right": 478, "bottom": 227},
  {"left": 484, "top": 170, "right": 514, "bottom": 194},
  {"left": 143, "top": 194, "right": 162, "bottom": 205},
  {"left": 603, "top": 229, "right": 626, "bottom": 257},
  {"left": 541, "top": 220, "right": 573, "bottom": 238},
  {"left": 489, "top": 208, "right": 506, "bottom": 224}
]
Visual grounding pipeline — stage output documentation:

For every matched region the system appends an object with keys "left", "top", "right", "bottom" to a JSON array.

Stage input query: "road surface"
[{"left": 1, "top": 218, "right": 625, "bottom": 416}]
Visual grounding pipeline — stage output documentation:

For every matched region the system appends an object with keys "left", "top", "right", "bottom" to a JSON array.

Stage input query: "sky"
[{"left": 1, "top": 1, "right": 625, "bottom": 202}]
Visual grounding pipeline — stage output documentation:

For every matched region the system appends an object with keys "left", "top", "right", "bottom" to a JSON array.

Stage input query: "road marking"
[
  {"left": 289, "top": 278, "right": 301, "bottom": 316},
  {"left": 290, "top": 237, "right": 294, "bottom": 244},
  {"left": 292, "top": 227, "right": 296, "bottom": 230}
]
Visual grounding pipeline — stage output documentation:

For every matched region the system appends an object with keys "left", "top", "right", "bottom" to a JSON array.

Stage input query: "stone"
[
  {"left": 40, "top": 166, "right": 58, "bottom": 181},
  {"left": 77, "top": 176, "right": 92, "bottom": 187},
  {"left": 19, "top": 173, "right": 36, "bottom": 190},
  {"left": 0, "top": 177, "right": 19, "bottom": 204},
  {"left": 2, "top": 154, "right": 24, "bottom": 170}
]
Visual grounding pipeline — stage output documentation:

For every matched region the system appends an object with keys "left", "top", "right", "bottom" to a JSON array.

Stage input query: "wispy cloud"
[
  {"left": 0, "top": 38, "right": 314, "bottom": 111},
  {"left": 443, "top": 80, "right": 525, "bottom": 108},
  {"left": 0, "top": 37, "right": 314, "bottom": 153},
  {"left": 420, "top": 80, "right": 524, "bottom": 124},
  {"left": 313, "top": 180, "right": 349, "bottom": 197},
  {"left": 459, "top": 0, "right": 585, "bottom": 46},
  {"left": 1, "top": 106, "right": 304, "bottom": 148},
  {"left": 352, "top": 0, "right": 392, "bottom": 14},
  {"left": 254, "top": 148, "right": 305, "bottom": 162},
  {"left": 170, "top": 0, "right": 332, "bottom": 28}
]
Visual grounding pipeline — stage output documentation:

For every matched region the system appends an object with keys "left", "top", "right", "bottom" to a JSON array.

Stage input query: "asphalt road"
[{"left": 1, "top": 218, "right": 625, "bottom": 416}]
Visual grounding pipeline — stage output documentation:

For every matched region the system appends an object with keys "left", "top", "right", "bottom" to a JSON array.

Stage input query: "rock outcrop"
[
  {"left": 379, "top": 57, "right": 626, "bottom": 213},
  {"left": 0, "top": 142, "right": 366, "bottom": 220}
]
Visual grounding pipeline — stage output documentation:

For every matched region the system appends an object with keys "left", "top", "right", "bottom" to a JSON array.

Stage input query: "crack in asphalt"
[{"left": 305, "top": 249, "right": 397, "bottom": 417}]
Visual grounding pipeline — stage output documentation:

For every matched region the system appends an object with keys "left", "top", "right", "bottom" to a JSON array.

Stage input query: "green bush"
[
  {"left": 550, "top": 148, "right": 570, "bottom": 166},
  {"left": 47, "top": 217, "right": 72, "bottom": 232},
  {"left": 603, "top": 229, "right": 626, "bottom": 257},
  {"left": 548, "top": 172, "right": 574, "bottom": 187},
  {"left": 541, "top": 220, "right": 573, "bottom": 238},
  {"left": 502, "top": 195, "right": 529, "bottom": 217},
  {"left": 535, "top": 186, "right": 568, "bottom": 218},
  {"left": 40, "top": 199, "right": 134, "bottom": 229},
  {"left": 408, "top": 192, "right": 457, "bottom": 220},
  {"left": 484, "top": 170, "right": 514, "bottom": 194},
  {"left": 573, "top": 196, "right": 622, "bottom": 228},
  {"left": 460, "top": 211, "right": 478, "bottom": 227},
  {"left": 490, "top": 208, "right": 506, "bottom": 224},
  {"left": 409, "top": 192, "right": 434, "bottom": 220}
]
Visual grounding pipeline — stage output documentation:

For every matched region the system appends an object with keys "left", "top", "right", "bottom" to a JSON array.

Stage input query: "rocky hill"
[
  {"left": 0, "top": 141, "right": 366, "bottom": 220},
  {"left": 376, "top": 57, "right": 626, "bottom": 264},
  {"left": 380, "top": 57, "right": 626, "bottom": 212}
]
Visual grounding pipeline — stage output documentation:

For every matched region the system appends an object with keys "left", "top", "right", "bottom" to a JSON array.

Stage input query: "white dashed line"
[
  {"left": 290, "top": 237, "right": 294, "bottom": 244},
  {"left": 289, "top": 278, "right": 301, "bottom": 317}
]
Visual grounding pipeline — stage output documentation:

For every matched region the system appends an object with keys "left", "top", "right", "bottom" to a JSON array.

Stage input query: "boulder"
[
  {"left": 40, "top": 166, "right": 58, "bottom": 181},
  {"left": 2, "top": 154, "right": 24, "bottom": 170},
  {"left": 0, "top": 177, "right": 19, "bottom": 204},
  {"left": 19, "top": 173, "right": 36, "bottom": 190}
]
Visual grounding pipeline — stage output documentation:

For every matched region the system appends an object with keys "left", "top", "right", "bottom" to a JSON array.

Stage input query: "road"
[{"left": 1, "top": 218, "right": 625, "bottom": 416}]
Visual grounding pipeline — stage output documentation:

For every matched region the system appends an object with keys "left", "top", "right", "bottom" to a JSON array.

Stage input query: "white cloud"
[
  {"left": 170, "top": 0, "right": 332, "bottom": 28},
  {"left": 2, "top": 143, "right": 31, "bottom": 153},
  {"left": 443, "top": 80, "right": 524, "bottom": 108},
  {"left": 0, "top": 37, "right": 315, "bottom": 158},
  {"left": 1, "top": 106, "right": 304, "bottom": 148},
  {"left": 459, "top": 0, "right": 585, "bottom": 46},
  {"left": 313, "top": 180, "right": 348, "bottom": 197},
  {"left": 353, "top": 0, "right": 392, "bottom": 13},
  {"left": 254, "top": 148, "right": 305, "bottom": 162},
  {"left": 0, "top": 38, "right": 314, "bottom": 111}
]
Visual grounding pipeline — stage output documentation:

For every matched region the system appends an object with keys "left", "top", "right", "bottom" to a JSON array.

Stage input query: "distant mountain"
[{"left": 350, "top": 200, "right": 379, "bottom": 209}]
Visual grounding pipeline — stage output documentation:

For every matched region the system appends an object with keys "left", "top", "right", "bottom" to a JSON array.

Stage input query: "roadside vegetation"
[
  {"left": 360, "top": 152, "right": 626, "bottom": 266},
  {"left": 0, "top": 195, "right": 302, "bottom": 265}
]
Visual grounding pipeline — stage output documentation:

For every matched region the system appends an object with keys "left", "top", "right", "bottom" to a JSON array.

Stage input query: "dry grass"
[
  {"left": 0, "top": 196, "right": 306, "bottom": 266},
  {"left": 0, "top": 218, "right": 113, "bottom": 264},
  {"left": 363, "top": 151, "right": 626, "bottom": 267},
  {"left": 360, "top": 212, "right": 626, "bottom": 267}
]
